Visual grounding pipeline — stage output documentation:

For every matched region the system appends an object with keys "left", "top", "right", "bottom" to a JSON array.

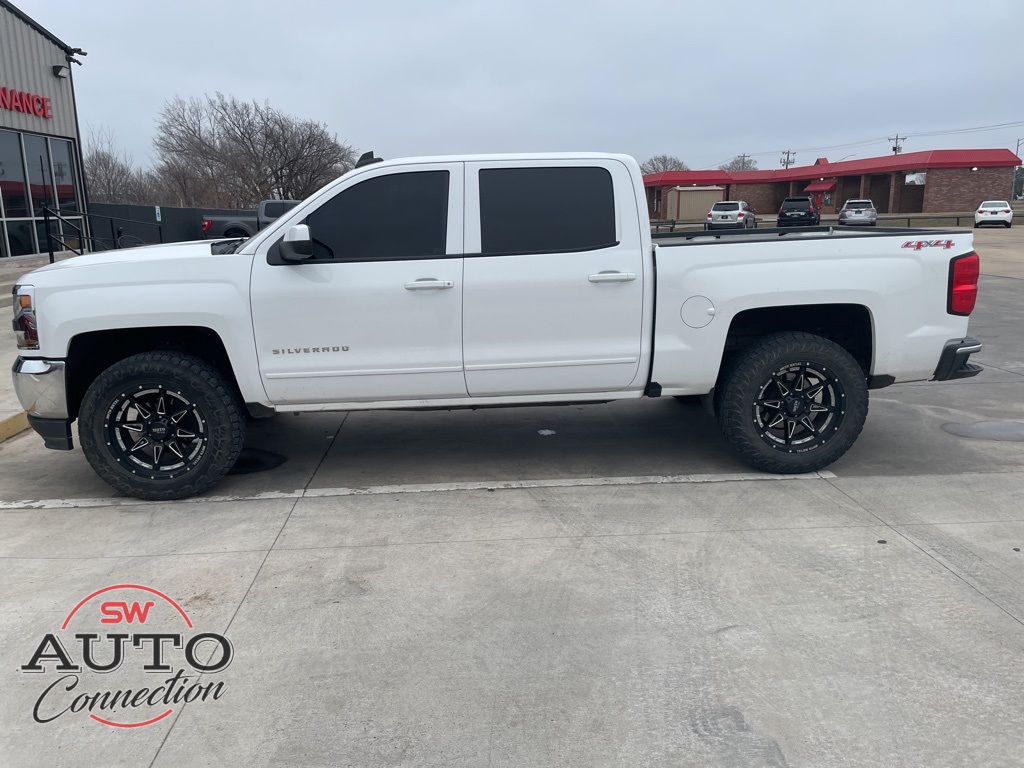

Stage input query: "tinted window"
[
  {"left": 845, "top": 200, "right": 872, "bottom": 208},
  {"left": 479, "top": 166, "right": 615, "bottom": 254},
  {"left": 712, "top": 202, "right": 739, "bottom": 211},
  {"left": 307, "top": 171, "right": 448, "bottom": 261},
  {"left": 263, "top": 201, "right": 296, "bottom": 219},
  {"left": 0, "top": 130, "right": 29, "bottom": 218},
  {"left": 24, "top": 135, "right": 53, "bottom": 217},
  {"left": 49, "top": 139, "right": 79, "bottom": 214},
  {"left": 782, "top": 199, "right": 811, "bottom": 210}
]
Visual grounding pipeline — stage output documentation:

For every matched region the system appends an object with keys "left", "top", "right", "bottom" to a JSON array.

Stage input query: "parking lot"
[{"left": 1, "top": 225, "right": 1023, "bottom": 767}]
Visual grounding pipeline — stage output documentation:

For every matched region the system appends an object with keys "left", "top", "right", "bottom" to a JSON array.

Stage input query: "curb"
[{"left": 0, "top": 411, "right": 29, "bottom": 444}]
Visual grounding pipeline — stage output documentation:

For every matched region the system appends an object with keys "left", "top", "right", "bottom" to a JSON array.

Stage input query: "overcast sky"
[{"left": 15, "top": 0, "right": 1024, "bottom": 171}]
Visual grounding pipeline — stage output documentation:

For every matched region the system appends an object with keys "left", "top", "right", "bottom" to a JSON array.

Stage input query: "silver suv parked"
[
  {"left": 838, "top": 199, "right": 878, "bottom": 226},
  {"left": 706, "top": 200, "right": 756, "bottom": 230}
]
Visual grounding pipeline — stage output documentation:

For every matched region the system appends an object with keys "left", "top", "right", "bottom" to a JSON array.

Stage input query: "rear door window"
[{"left": 478, "top": 167, "right": 615, "bottom": 254}]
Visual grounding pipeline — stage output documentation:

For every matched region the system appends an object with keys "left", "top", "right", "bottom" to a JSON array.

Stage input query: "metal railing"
[
  {"left": 42, "top": 207, "right": 164, "bottom": 264},
  {"left": 651, "top": 213, "right": 982, "bottom": 233}
]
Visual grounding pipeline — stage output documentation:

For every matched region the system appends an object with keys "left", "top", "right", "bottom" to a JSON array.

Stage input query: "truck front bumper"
[
  {"left": 12, "top": 357, "right": 73, "bottom": 450},
  {"left": 931, "top": 337, "right": 984, "bottom": 381}
]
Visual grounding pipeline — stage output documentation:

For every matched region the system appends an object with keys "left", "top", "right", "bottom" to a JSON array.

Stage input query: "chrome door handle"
[
  {"left": 405, "top": 279, "right": 455, "bottom": 290},
  {"left": 588, "top": 271, "right": 637, "bottom": 283}
]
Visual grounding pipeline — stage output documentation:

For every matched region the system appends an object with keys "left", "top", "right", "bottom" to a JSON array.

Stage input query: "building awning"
[{"left": 804, "top": 180, "right": 836, "bottom": 192}]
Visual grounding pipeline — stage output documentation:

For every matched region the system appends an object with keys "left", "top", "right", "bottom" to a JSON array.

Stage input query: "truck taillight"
[
  {"left": 12, "top": 285, "right": 38, "bottom": 350},
  {"left": 948, "top": 252, "right": 979, "bottom": 316},
  {"left": 201, "top": 219, "right": 212, "bottom": 233}
]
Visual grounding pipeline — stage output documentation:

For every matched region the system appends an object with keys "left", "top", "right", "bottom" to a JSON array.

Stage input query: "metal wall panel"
[{"left": 0, "top": 5, "right": 79, "bottom": 139}]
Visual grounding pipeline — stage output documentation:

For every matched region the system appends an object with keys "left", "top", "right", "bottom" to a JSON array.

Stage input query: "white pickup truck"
[{"left": 12, "top": 152, "right": 983, "bottom": 500}]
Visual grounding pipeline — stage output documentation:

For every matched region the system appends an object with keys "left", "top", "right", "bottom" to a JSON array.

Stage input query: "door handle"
[
  {"left": 588, "top": 271, "right": 637, "bottom": 283},
  {"left": 405, "top": 279, "right": 455, "bottom": 290}
]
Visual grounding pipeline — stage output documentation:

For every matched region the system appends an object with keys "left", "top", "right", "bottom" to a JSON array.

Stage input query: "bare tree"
[
  {"left": 83, "top": 127, "right": 152, "bottom": 204},
  {"left": 153, "top": 93, "right": 356, "bottom": 208},
  {"left": 718, "top": 155, "right": 758, "bottom": 172},
  {"left": 640, "top": 155, "right": 690, "bottom": 174}
]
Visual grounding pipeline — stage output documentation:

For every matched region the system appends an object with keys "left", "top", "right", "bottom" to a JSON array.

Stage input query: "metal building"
[{"left": 0, "top": 0, "right": 86, "bottom": 258}]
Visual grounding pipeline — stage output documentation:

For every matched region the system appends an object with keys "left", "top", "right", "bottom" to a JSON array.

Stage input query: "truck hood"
[{"left": 22, "top": 240, "right": 229, "bottom": 279}]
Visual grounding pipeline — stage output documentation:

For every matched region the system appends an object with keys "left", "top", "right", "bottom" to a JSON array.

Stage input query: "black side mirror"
[{"left": 280, "top": 224, "right": 313, "bottom": 262}]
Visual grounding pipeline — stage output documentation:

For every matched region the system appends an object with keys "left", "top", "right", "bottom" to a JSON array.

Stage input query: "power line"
[{"left": 693, "top": 119, "right": 1024, "bottom": 169}]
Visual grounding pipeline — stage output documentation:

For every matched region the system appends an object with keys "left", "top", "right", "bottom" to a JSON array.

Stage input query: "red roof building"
[{"left": 644, "top": 149, "right": 1020, "bottom": 219}]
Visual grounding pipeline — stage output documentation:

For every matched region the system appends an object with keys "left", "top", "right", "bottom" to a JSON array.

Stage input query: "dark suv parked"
[{"left": 777, "top": 197, "right": 821, "bottom": 227}]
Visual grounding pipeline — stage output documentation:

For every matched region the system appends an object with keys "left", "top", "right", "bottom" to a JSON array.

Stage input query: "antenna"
[{"left": 354, "top": 151, "right": 384, "bottom": 169}]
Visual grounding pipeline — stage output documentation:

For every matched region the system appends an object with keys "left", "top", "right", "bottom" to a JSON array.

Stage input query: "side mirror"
[{"left": 280, "top": 224, "right": 312, "bottom": 262}]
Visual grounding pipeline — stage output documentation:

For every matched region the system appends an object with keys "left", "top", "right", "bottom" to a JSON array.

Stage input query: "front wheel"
[
  {"left": 79, "top": 352, "right": 246, "bottom": 500},
  {"left": 716, "top": 332, "right": 868, "bottom": 474}
]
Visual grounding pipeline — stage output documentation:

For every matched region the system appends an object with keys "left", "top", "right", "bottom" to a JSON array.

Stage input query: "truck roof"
[{"left": 357, "top": 152, "right": 637, "bottom": 169}]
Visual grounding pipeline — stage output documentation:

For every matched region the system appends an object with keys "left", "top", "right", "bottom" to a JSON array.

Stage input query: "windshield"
[
  {"left": 981, "top": 201, "right": 1008, "bottom": 208},
  {"left": 712, "top": 202, "right": 739, "bottom": 211},
  {"left": 781, "top": 199, "right": 810, "bottom": 210},
  {"left": 845, "top": 200, "right": 872, "bottom": 209}
]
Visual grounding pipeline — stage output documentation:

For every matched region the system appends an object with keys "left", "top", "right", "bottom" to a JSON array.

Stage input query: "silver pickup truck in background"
[{"left": 200, "top": 199, "right": 300, "bottom": 239}]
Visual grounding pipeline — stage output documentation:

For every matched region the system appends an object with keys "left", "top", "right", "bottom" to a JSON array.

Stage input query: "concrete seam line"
[
  {"left": 0, "top": 471, "right": 835, "bottom": 510},
  {"left": 0, "top": 412, "right": 29, "bottom": 443}
]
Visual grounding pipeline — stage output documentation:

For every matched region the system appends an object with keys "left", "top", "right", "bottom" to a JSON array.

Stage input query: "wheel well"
[
  {"left": 721, "top": 304, "right": 873, "bottom": 376},
  {"left": 65, "top": 327, "right": 240, "bottom": 420},
  {"left": 223, "top": 228, "right": 249, "bottom": 238}
]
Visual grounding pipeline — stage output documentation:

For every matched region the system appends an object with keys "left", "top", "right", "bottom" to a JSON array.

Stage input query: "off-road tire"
[
  {"left": 79, "top": 352, "right": 245, "bottom": 500},
  {"left": 716, "top": 332, "right": 868, "bottom": 474}
]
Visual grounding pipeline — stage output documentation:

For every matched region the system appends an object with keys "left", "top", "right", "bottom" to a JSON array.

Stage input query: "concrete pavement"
[{"left": 0, "top": 227, "right": 1023, "bottom": 766}]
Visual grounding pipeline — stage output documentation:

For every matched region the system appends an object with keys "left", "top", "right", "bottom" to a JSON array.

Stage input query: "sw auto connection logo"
[{"left": 19, "top": 584, "right": 232, "bottom": 728}]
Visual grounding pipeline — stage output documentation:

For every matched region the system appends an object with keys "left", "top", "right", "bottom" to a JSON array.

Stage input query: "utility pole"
[
  {"left": 888, "top": 134, "right": 905, "bottom": 155},
  {"left": 780, "top": 150, "right": 796, "bottom": 169},
  {"left": 1014, "top": 138, "right": 1023, "bottom": 199},
  {"left": 737, "top": 153, "right": 751, "bottom": 171}
]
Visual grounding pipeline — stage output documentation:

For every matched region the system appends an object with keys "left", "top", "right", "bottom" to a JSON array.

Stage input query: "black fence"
[{"left": 89, "top": 203, "right": 255, "bottom": 246}]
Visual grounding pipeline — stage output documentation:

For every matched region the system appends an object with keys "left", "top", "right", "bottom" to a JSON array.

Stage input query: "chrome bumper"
[{"left": 12, "top": 357, "right": 69, "bottom": 419}]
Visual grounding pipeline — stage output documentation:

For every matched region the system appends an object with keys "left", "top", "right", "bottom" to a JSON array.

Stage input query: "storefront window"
[
  {"left": 24, "top": 134, "right": 54, "bottom": 217},
  {"left": 6, "top": 220, "right": 35, "bottom": 256},
  {"left": 0, "top": 130, "right": 30, "bottom": 218},
  {"left": 50, "top": 139, "right": 79, "bottom": 214},
  {"left": 0, "top": 131, "right": 82, "bottom": 257}
]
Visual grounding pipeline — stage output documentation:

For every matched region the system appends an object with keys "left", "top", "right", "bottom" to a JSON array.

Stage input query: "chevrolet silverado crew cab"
[{"left": 12, "top": 152, "right": 983, "bottom": 500}]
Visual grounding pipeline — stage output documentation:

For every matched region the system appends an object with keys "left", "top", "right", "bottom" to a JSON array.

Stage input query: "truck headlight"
[{"left": 12, "top": 285, "right": 38, "bottom": 350}]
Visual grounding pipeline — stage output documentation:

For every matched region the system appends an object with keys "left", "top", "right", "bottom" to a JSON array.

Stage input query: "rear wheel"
[
  {"left": 79, "top": 352, "right": 245, "bottom": 500},
  {"left": 716, "top": 332, "right": 868, "bottom": 474}
]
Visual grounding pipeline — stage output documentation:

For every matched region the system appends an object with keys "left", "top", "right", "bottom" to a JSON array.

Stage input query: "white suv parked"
[{"left": 706, "top": 200, "right": 756, "bottom": 230}]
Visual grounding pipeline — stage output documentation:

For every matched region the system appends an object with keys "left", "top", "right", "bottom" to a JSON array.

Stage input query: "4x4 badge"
[{"left": 902, "top": 239, "right": 955, "bottom": 250}]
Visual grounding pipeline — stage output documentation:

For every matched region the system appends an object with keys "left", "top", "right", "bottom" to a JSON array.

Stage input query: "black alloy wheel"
[
  {"left": 716, "top": 332, "right": 868, "bottom": 474},
  {"left": 79, "top": 352, "right": 245, "bottom": 500}
]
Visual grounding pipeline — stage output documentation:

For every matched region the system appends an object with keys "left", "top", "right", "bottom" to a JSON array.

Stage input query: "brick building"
[{"left": 644, "top": 149, "right": 1020, "bottom": 220}]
